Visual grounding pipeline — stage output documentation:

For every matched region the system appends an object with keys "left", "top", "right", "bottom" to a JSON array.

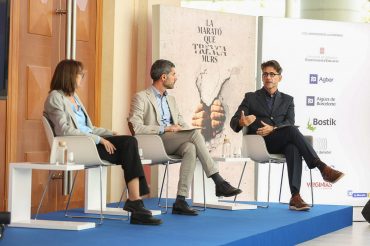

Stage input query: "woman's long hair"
[{"left": 50, "top": 59, "right": 83, "bottom": 96}]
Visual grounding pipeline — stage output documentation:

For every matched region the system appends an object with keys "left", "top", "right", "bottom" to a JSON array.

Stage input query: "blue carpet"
[{"left": 1, "top": 199, "right": 352, "bottom": 246}]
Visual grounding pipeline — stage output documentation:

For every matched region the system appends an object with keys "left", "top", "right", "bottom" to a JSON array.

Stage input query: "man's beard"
[{"left": 164, "top": 82, "right": 174, "bottom": 89}]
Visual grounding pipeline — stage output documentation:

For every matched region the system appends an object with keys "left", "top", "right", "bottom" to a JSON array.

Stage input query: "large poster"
[
  {"left": 259, "top": 17, "right": 370, "bottom": 206},
  {"left": 153, "top": 5, "right": 257, "bottom": 155},
  {"left": 152, "top": 5, "right": 257, "bottom": 198}
]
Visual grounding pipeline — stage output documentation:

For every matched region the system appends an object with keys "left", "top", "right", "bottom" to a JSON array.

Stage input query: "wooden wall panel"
[
  {"left": 0, "top": 100, "right": 6, "bottom": 210},
  {"left": 27, "top": 65, "right": 51, "bottom": 120},
  {"left": 77, "top": 0, "right": 90, "bottom": 41},
  {"left": 76, "top": 0, "right": 97, "bottom": 121},
  {"left": 28, "top": 0, "right": 53, "bottom": 36},
  {"left": 5, "top": 0, "right": 99, "bottom": 213}
]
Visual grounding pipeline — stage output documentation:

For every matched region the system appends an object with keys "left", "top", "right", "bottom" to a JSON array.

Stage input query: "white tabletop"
[
  {"left": 141, "top": 159, "right": 152, "bottom": 165},
  {"left": 11, "top": 160, "right": 152, "bottom": 169},
  {"left": 213, "top": 157, "right": 250, "bottom": 162},
  {"left": 10, "top": 163, "right": 85, "bottom": 171}
]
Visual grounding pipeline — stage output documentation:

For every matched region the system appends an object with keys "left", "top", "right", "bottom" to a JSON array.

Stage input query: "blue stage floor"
[{"left": 2, "top": 199, "right": 352, "bottom": 246}]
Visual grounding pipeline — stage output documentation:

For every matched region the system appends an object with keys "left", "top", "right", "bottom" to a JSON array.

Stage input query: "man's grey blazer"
[
  {"left": 44, "top": 90, "right": 112, "bottom": 143},
  {"left": 128, "top": 87, "right": 188, "bottom": 135}
]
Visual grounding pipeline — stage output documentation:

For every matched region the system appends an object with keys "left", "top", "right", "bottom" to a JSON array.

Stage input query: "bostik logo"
[
  {"left": 306, "top": 96, "right": 315, "bottom": 106},
  {"left": 306, "top": 118, "right": 316, "bottom": 132},
  {"left": 313, "top": 118, "right": 336, "bottom": 126},
  {"left": 307, "top": 118, "right": 337, "bottom": 131}
]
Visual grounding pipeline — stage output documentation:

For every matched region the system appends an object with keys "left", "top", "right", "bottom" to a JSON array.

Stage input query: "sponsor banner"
[
  {"left": 259, "top": 17, "right": 370, "bottom": 206},
  {"left": 306, "top": 96, "right": 336, "bottom": 107}
]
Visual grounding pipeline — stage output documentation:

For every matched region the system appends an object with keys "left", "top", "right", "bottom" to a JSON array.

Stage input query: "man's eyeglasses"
[{"left": 262, "top": 72, "right": 280, "bottom": 78}]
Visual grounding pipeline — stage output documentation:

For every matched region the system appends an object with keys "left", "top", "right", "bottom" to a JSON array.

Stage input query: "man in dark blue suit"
[{"left": 230, "top": 60, "right": 344, "bottom": 211}]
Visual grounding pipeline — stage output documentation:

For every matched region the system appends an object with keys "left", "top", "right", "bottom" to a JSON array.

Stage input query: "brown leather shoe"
[
  {"left": 289, "top": 193, "right": 310, "bottom": 211},
  {"left": 320, "top": 166, "right": 344, "bottom": 183}
]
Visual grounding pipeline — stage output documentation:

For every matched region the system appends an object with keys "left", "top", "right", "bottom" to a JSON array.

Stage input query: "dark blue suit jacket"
[{"left": 230, "top": 88, "right": 295, "bottom": 134}]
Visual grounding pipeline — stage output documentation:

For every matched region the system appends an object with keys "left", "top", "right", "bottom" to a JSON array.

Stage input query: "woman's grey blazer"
[{"left": 44, "top": 90, "right": 112, "bottom": 143}]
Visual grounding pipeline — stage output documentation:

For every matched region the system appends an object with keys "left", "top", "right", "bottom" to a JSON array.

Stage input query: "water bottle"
[
  {"left": 56, "top": 141, "right": 68, "bottom": 165},
  {"left": 222, "top": 136, "right": 231, "bottom": 158},
  {"left": 67, "top": 152, "right": 75, "bottom": 165}
]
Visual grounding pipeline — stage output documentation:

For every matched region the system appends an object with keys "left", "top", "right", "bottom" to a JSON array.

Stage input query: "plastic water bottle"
[
  {"left": 67, "top": 152, "right": 75, "bottom": 165},
  {"left": 222, "top": 136, "right": 231, "bottom": 158},
  {"left": 56, "top": 141, "right": 68, "bottom": 165}
]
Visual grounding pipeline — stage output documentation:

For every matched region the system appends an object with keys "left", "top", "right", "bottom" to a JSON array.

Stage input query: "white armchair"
[
  {"left": 41, "top": 116, "right": 125, "bottom": 224},
  {"left": 242, "top": 134, "right": 314, "bottom": 208},
  {"left": 42, "top": 116, "right": 111, "bottom": 166},
  {"left": 119, "top": 122, "right": 206, "bottom": 213},
  {"left": 135, "top": 134, "right": 183, "bottom": 213}
]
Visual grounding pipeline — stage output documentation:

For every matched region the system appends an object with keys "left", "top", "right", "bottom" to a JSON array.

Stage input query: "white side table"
[
  {"left": 192, "top": 157, "right": 257, "bottom": 210},
  {"left": 8, "top": 163, "right": 95, "bottom": 230}
]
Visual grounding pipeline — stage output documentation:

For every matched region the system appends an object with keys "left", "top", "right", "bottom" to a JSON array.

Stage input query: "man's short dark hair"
[
  {"left": 150, "top": 59, "right": 175, "bottom": 81},
  {"left": 261, "top": 60, "right": 283, "bottom": 74}
]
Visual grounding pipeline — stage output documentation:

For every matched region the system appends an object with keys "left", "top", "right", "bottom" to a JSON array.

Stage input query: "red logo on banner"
[
  {"left": 307, "top": 181, "right": 332, "bottom": 189},
  {"left": 320, "top": 47, "right": 325, "bottom": 54}
]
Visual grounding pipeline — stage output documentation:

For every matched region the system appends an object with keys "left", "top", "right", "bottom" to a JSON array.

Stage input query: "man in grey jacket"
[{"left": 129, "top": 59, "right": 241, "bottom": 216}]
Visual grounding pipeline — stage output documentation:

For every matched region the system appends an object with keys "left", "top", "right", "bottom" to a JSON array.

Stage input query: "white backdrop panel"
[{"left": 259, "top": 17, "right": 370, "bottom": 206}]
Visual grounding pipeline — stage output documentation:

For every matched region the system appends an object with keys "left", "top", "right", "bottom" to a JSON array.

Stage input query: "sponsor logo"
[
  {"left": 307, "top": 118, "right": 336, "bottom": 131},
  {"left": 309, "top": 74, "right": 318, "bottom": 84},
  {"left": 347, "top": 190, "right": 370, "bottom": 198},
  {"left": 309, "top": 74, "right": 334, "bottom": 84},
  {"left": 306, "top": 96, "right": 336, "bottom": 106},
  {"left": 313, "top": 118, "right": 336, "bottom": 126},
  {"left": 305, "top": 47, "right": 339, "bottom": 63},
  {"left": 307, "top": 181, "right": 332, "bottom": 189},
  {"left": 314, "top": 138, "right": 332, "bottom": 155},
  {"left": 353, "top": 193, "right": 368, "bottom": 198},
  {"left": 306, "top": 96, "right": 315, "bottom": 106},
  {"left": 316, "top": 97, "right": 336, "bottom": 106},
  {"left": 306, "top": 118, "right": 316, "bottom": 132}
]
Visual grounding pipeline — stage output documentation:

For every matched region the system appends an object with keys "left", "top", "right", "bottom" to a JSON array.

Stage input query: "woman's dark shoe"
[
  {"left": 123, "top": 199, "right": 162, "bottom": 225},
  {"left": 123, "top": 199, "right": 152, "bottom": 215},
  {"left": 172, "top": 199, "right": 198, "bottom": 216}
]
